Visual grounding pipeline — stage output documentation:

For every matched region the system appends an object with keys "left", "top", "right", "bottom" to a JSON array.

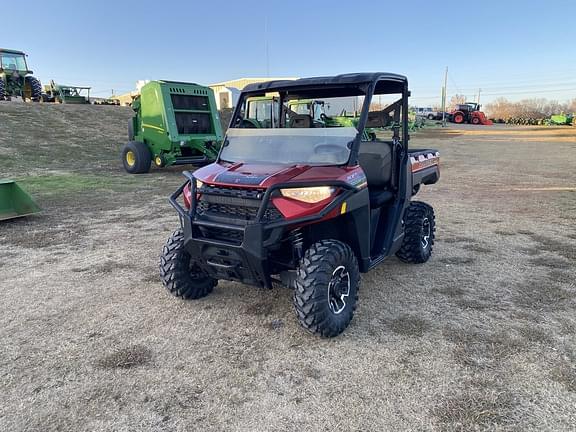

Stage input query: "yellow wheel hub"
[
  {"left": 155, "top": 156, "right": 163, "bottom": 167},
  {"left": 126, "top": 150, "right": 136, "bottom": 166}
]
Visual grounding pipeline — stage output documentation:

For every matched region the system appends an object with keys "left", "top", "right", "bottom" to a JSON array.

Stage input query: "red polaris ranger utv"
[{"left": 160, "top": 73, "right": 440, "bottom": 337}]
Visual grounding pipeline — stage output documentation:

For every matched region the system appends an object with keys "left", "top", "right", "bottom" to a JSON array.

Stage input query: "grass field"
[{"left": 1, "top": 103, "right": 575, "bottom": 431}]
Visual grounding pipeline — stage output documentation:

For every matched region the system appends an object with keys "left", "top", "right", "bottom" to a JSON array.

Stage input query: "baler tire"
[
  {"left": 396, "top": 201, "right": 435, "bottom": 264},
  {"left": 25, "top": 76, "right": 42, "bottom": 102},
  {"left": 121, "top": 141, "right": 151, "bottom": 174},
  {"left": 293, "top": 240, "right": 360, "bottom": 338},
  {"left": 159, "top": 229, "right": 216, "bottom": 300}
]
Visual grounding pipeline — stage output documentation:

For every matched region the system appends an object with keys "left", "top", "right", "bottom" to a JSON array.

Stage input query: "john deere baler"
[{"left": 121, "top": 80, "right": 223, "bottom": 174}]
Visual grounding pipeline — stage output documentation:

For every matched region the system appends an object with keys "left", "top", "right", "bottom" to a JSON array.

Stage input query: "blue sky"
[{"left": 2, "top": 0, "right": 575, "bottom": 106}]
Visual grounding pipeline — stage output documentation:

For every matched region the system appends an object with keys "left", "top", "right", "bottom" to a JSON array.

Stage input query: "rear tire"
[
  {"left": 0, "top": 79, "right": 5, "bottom": 100},
  {"left": 24, "top": 76, "right": 42, "bottom": 102},
  {"left": 453, "top": 113, "right": 464, "bottom": 124},
  {"left": 121, "top": 141, "right": 151, "bottom": 174},
  {"left": 396, "top": 201, "right": 435, "bottom": 264},
  {"left": 294, "top": 240, "right": 360, "bottom": 338},
  {"left": 159, "top": 229, "right": 216, "bottom": 299}
]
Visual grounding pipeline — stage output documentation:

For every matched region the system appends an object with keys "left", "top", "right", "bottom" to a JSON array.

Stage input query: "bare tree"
[
  {"left": 448, "top": 94, "right": 467, "bottom": 110},
  {"left": 485, "top": 97, "right": 576, "bottom": 119}
]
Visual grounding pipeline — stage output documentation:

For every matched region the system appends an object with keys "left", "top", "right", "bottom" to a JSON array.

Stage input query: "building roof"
[{"left": 208, "top": 77, "right": 298, "bottom": 91}]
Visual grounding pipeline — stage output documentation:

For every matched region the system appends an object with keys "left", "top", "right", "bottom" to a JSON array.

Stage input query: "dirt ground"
[{"left": 1, "top": 103, "right": 575, "bottom": 431}]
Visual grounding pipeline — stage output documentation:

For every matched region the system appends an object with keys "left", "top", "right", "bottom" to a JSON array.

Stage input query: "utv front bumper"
[{"left": 169, "top": 171, "right": 354, "bottom": 288}]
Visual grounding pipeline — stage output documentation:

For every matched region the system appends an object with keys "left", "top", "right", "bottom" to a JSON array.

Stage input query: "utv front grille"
[
  {"left": 197, "top": 201, "right": 282, "bottom": 222},
  {"left": 175, "top": 112, "right": 212, "bottom": 134},
  {"left": 197, "top": 185, "right": 283, "bottom": 222},
  {"left": 202, "top": 184, "right": 262, "bottom": 199}
]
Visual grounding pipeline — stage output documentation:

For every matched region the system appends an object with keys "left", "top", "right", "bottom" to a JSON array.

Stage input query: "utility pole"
[
  {"left": 441, "top": 67, "right": 448, "bottom": 127},
  {"left": 265, "top": 17, "right": 270, "bottom": 77}
]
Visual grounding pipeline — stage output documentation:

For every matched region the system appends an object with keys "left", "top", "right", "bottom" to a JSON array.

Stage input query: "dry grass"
[
  {"left": 1, "top": 105, "right": 576, "bottom": 431},
  {"left": 97, "top": 345, "right": 153, "bottom": 369},
  {"left": 389, "top": 315, "right": 431, "bottom": 337},
  {"left": 433, "top": 386, "right": 515, "bottom": 430}
]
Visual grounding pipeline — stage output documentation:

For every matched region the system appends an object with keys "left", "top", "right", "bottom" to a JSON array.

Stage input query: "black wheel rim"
[
  {"left": 421, "top": 217, "right": 431, "bottom": 249},
  {"left": 327, "top": 266, "right": 351, "bottom": 314},
  {"left": 186, "top": 254, "right": 208, "bottom": 280}
]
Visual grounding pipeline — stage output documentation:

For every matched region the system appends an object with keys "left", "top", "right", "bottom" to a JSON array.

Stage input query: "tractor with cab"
[
  {"left": 0, "top": 48, "right": 42, "bottom": 102},
  {"left": 160, "top": 73, "right": 440, "bottom": 337},
  {"left": 449, "top": 102, "right": 492, "bottom": 125}
]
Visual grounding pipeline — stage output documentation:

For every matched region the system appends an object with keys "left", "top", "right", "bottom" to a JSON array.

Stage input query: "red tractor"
[{"left": 449, "top": 102, "right": 493, "bottom": 125}]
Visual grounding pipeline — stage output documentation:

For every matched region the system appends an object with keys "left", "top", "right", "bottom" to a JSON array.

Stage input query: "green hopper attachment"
[{"left": 0, "top": 180, "right": 41, "bottom": 221}]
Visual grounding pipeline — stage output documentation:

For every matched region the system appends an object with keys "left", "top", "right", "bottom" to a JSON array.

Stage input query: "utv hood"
[{"left": 194, "top": 161, "right": 353, "bottom": 188}]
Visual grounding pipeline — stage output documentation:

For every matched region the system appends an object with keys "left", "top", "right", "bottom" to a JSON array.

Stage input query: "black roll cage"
[{"left": 224, "top": 75, "right": 410, "bottom": 168}]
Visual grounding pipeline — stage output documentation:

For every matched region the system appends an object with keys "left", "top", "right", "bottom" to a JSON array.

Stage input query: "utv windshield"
[
  {"left": 1, "top": 53, "right": 27, "bottom": 71},
  {"left": 222, "top": 92, "right": 366, "bottom": 165}
]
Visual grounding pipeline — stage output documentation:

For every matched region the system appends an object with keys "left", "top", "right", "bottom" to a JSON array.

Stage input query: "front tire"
[
  {"left": 453, "top": 113, "right": 464, "bottom": 124},
  {"left": 121, "top": 141, "right": 151, "bottom": 174},
  {"left": 396, "top": 201, "right": 435, "bottom": 263},
  {"left": 159, "top": 229, "right": 216, "bottom": 299},
  {"left": 294, "top": 240, "right": 360, "bottom": 338}
]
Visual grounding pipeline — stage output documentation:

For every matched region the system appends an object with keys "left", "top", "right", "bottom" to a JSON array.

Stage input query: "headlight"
[
  {"left": 280, "top": 186, "right": 335, "bottom": 203},
  {"left": 196, "top": 179, "right": 204, "bottom": 189}
]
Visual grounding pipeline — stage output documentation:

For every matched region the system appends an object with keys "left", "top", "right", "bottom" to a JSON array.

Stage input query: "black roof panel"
[
  {"left": 243, "top": 72, "right": 408, "bottom": 94},
  {"left": 0, "top": 48, "right": 26, "bottom": 55}
]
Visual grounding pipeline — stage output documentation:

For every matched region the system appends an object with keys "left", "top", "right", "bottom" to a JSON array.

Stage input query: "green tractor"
[
  {"left": 121, "top": 80, "right": 223, "bottom": 174},
  {"left": 0, "top": 48, "right": 42, "bottom": 101}
]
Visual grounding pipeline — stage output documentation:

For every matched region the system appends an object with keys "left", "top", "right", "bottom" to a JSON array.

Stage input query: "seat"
[
  {"left": 358, "top": 141, "right": 394, "bottom": 207},
  {"left": 289, "top": 114, "right": 312, "bottom": 128}
]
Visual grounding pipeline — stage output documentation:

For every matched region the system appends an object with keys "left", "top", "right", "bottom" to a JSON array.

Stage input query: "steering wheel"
[{"left": 240, "top": 119, "right": 260, "bottom": 128}]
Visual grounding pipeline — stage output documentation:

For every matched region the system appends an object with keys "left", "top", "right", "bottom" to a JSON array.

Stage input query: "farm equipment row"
[
  {"left": 491, "top": 114, "right": 575, "bottom": 126},
  {"left": 1, "top": 47, "right": 116, "bottom": 105}
]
